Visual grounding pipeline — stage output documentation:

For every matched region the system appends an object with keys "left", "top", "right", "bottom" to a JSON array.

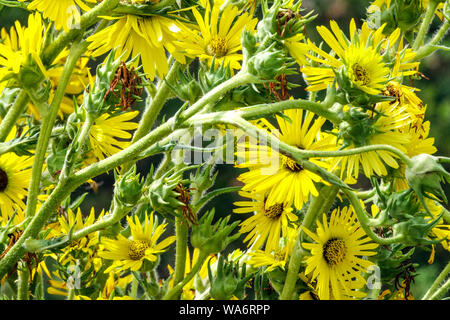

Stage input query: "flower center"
[
  {"left": 264, "top": 203, "right": 284, "bottom": 219},
  {"left": 322, "top": 238, "right": 346, "bottom": 266},
  {"left": 0, "top": 168, "right": 8, "bottom": 192},
  {"left": 281, "top": 155, "right": 302, "bottom": 172},
  {"left": 352, "top": 63, "right": 370, "bottom": 85},
  {"left": 128, "top": 240, "right": 149, "bottom": 260},
  {"left": 206, "top": 37, "right": 228, "bottom": 57}
]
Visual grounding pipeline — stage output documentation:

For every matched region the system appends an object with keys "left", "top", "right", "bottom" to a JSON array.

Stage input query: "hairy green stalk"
[
  {"left": 412, "top": 0, "right": 440, "bottom": 51},
  {"left": 0, "top": 90, "right": 29, "bottom": 142},
  {"left": 422, "top": 262, "right": 450, "bottom": 300},
  {"left": 25, "top": 39, "right": 88, "bottom": 219}
]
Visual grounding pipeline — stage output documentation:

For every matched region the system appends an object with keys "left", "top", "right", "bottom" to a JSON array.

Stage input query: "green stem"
[
  {"left": 412, "top": 0, "right": 440, "bottom": 51},
  {"left": 17, "top": 264, "right": 30, "bottom": 300},
  {"left": 422, "top": 262, "right": 450, "bottom": 300},
  {"left": 173, "top": 217, "right": 188, "bottom": 292},
  {"left": 0, "top": 90, "right": 29, "bottom": 142},
  {"left": 24, "top": 40, "right": 88, "bottom": 219},
  {"left": 280, "top": 185, "right": 339, "bottom": 300},
  {"left": 414, "top": 19, "right": 450, "bottom": 61},
  {"left": 163, "top": 251, "right": 209, "bottom": 300},
  {"left": 67, "top": 287, "right": 75, "bottom": 300},
  {"left": 429, "top": 278, "right": 450, "bottom": 300},
  {"left": 237, "top": 98, "right": 341, "bottom": 125},
  {"left": 130, "top": 61, "right": 182, "bottom": 145},
  {"left": 181, "top": 71, "right": 259, "bottom": 120},
  {"left": 343, "top": 188, "right": 404, "bottom": 245}
]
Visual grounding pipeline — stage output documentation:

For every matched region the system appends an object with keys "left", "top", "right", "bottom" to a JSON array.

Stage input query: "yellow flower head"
[
  {"left": 236, "top": 108, "right": 336, "bottom": 210},
  {"left": 177, "top": 0, "right": 258, "bottom": 71},
  {"left": 87, "top": 14, "right": 187, "bottom": 80},
  {"left": 19, "top": 0, "right": 97, "bottom": 32},
  {"left": 302, "top": 206, "right": 378, "bottom": 300},
  {"left": 233, "top": 191, "right": 297, "bottom": 253},
  {"left": 99, "top": 212, "right": 176, "bottom": 273},
  {"left": 300, "top": 19, "right": 419, "bottom": 94},
  {"left": 0, "top": 13, "right": 47, "bottom": 82},
  {"left": 87, "top": 110, "right": 139, "bottom": 162}
]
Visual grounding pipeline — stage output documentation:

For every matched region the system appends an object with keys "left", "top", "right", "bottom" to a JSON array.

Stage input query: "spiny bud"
[
  {"left": 114, "top": 166, "right": 145, "bottom": 208},
  {"left": 191, "top": 209, "right": 240, "bottom": 255},
  {"left": 208, "top": 254, "right": 252, "bottom": 300},
  {"left": 405, "top": 154, "right": 450, "bottom": 213}
]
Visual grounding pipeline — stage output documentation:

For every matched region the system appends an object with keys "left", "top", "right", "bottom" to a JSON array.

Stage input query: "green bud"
[
  {"left": 83, "top": 50, "right": 125, "bottom": 116},
  {"left": 392, "top": 212, "right": 444, "bottom": 245},
  {"left": 198, "top": 58, "right": 231, "bottom": 94},
  {"left": 114, "top": 166, "right": 145, "bottom": 208},
  {"left": 17, "top": 56, "right": 45, "bottom": 90},
  {"left": 208, "top": 254, "right": 252, "bottom": 300},
  {"left": 189, "top": 165, "right": 218, "bottom": 198},
  {"left": 191, "top": 209, "right": 240, "bottom": 255},
  {"left": 338, "top": 108, "right": 376, "bottom": 148},
  {"left": 385, "top": 188, "right": 421, "bottom": 221},
  {"left": 147, "top": 168, "right": 185, "bottom": 219},
  {"left": 247, "top": 42, "right": 294, "bottom": 80},
  {"left": 167, "top": 69, "right": 202, "bottom": 105},
  {"left": 405, "top": 154, "right": 450, "bottom": 212}
]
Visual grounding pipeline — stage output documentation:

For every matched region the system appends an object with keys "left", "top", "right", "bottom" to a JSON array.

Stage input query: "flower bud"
[
  {"left": 208, "top": 254, "right": 252, "bottom": 300},
  {"left": 198, "top": 58, "right": 231, "bottom": 94},
  {"left": 113, "top": 166, "right": 145, "bottom": 208},
  {"left": 405, "top": 154, "right": 450, "bottom": 211},
  {"left": 393, "top": 212, "right": 445, "bottom": 245},
  {"left": 147, "top": 169, "right": 185, "bottom": 219},
  {"left": 191, "top": 209, "right": 240, "bottom": 255},
  {"left": 246, "top": 42, "right": 294, "bottom": 80},
  {"left": 167, "top": 69, "right": 202, "bottom": 105}
]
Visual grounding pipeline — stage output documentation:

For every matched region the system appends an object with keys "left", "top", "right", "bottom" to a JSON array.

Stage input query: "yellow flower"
[
  {"left": 87, "top": 14, "right": 187, "bottom": 80},
  {"left": 233, "top": 191, "right": 297, "bottom": 253},
  {"left": 0, "top": 150, "right": 33, "bottom": 222},
  {"left": 236, "top": 109, "right": 336, "bottom": 210},
  {"left": 19, "top": 0, "right": 97, "bottom": 32},
  {"left": 302, "top": 206, "right": 378, "bottom": 300},
  {"left": 87, "top": 110, "right": 139, "bottom": 162},
  {"left": 246, "top": 226, "right": 298, "bottom": 272},
  {"left": 99, "top": 212, "right": 176, "bottom": 273},
  {"left": 0, "top": 13, "right": 47, "bottom": 81},
  {"left": 300, "top": 19, "right": 418, "bottom": 94},
  {"left": 177, "top": 0, "right": 258, "bottom": 71}
]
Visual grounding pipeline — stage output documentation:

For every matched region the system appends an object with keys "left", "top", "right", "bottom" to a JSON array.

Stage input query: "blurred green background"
[{"left": 0, "top": 0, "right": 448, "bottom": 299}]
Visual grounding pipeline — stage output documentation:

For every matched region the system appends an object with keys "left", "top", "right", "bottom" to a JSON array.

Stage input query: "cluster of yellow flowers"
[{"left": 0, "top": 0, "right": 448, "bottom": 302}]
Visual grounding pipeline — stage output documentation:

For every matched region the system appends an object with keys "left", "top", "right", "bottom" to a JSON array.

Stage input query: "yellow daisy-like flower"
[
  {"left": 0, "top": 151, "right": 33, "bottom": 222},
  {"left": 87, "top": 14, "right": 187, "bottom": 80},
  {"left": 300, "top": 19, "right": 418, "bottom": 94},
  {"left": 0, "top": 13, "right": 47, "bottom": 80},
  {"left": 19, "top": 0, "right": 97, "bottom": 32},
  {"left": 236, "top": 109, "right": 336, "bottom": 210},
  {"left": 233, "top": 191, "right": 297, "bottom": 253},
  {"left": 99, "top": 212, "right": 176, "bottom": 273},
  {"left": 87, "top": 110, "right": 139, "bottom": 162},
  {"left": 302, "top": 206, "right": 379, "bottom": 300},
  {"left": 177, "top": 0, "right": 258, "bottom": 71},
  {"left": 245, "top": 226, "right": 298, "bottom": 272}
]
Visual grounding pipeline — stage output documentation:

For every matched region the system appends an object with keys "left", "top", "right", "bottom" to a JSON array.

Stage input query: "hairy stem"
[
  {"left": 412, "top": 0, "right": 440, "bottom": 51},
  {"left": 0, "top": 90, "right": 29, "bottom": 142},
  {"left": 422, "top": 262, "right": 450, "bottom": 300},
  {"left": 25, "top": 39, "right": 88, "bottom": 219}
]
